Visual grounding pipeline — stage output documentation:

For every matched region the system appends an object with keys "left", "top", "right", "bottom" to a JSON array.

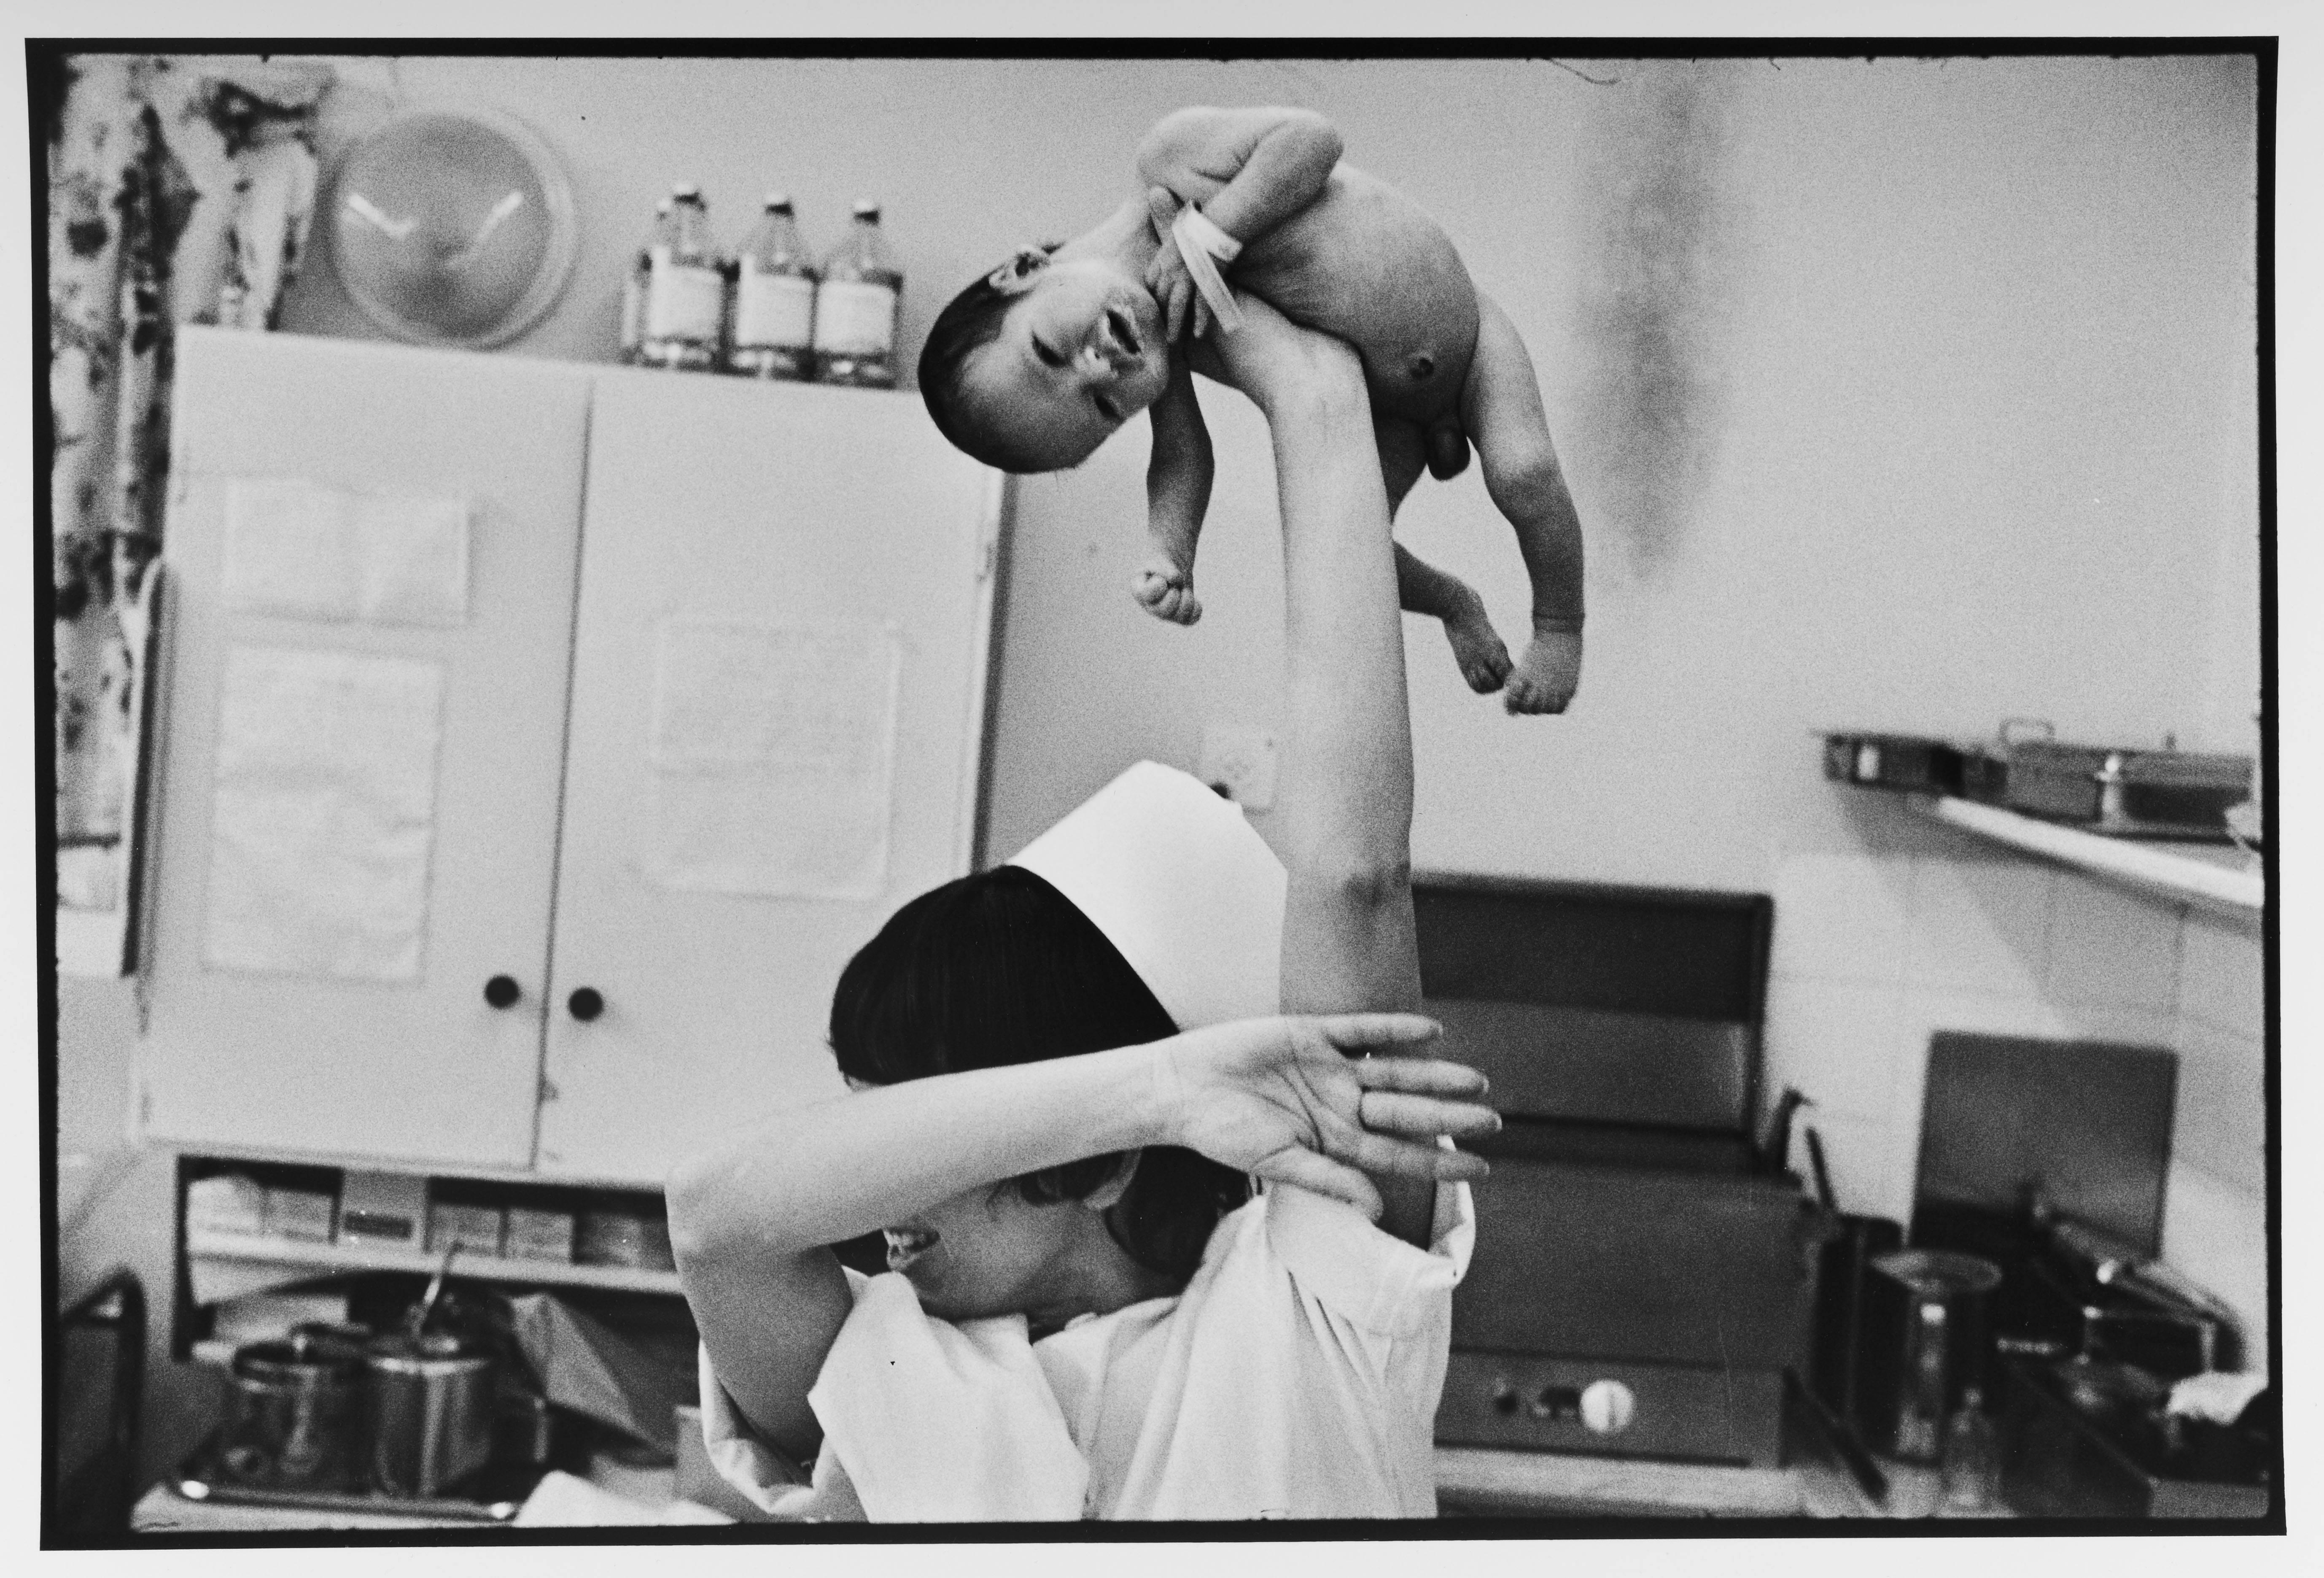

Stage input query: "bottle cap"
[
  {"left": 764, "top": 192, "right": 793, "bottom": 211},
  {"left": 671, "top": 181, "right": 703, "bottom": 202},
  {"left": 852, "top": 199, "right": 881, "bottom": 220}
]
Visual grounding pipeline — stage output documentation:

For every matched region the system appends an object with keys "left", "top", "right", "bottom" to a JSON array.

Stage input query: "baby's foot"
[
  {"left": 1505, "top": 626, "right": 1581, "bottom": 715},
  {"left": 1133, "top": 561, "right": 1204, "bottom": 625},
  {"left": 1441, "top": 591, "right": 1512, "bottom": 694}
]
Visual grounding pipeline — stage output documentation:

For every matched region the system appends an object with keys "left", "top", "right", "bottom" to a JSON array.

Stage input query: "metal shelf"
[
  {"left": 1909, "top": 795, "right": 2264, "bottom": 916},
  {"left": 186, "top": 1230, "right": 682, "bottom": 1296}
]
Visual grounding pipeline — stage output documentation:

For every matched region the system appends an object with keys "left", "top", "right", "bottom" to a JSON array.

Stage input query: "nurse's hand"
[
  {"left": 1151, "top": 1014, "right": 1497, "bottom": 1221},
  {"left": 1197, "top": 291, "right": 1368, "bottom": 424}
]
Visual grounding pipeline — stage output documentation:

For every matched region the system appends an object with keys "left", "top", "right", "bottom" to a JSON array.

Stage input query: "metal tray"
[{"left": 175, "top": 1433, "right": 544, "bottom": 1523}]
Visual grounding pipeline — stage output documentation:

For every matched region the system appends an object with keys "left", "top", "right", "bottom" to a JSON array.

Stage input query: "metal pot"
[
  {"left": 1853, "top": 1249, "right": 2003, "bottom": 1462},
  {"left": 219, "top": 1335, "right": 366, "bottom": 1490},
  {"left": 364, "top": 1331, "right": 498, "bottom": 1497}
]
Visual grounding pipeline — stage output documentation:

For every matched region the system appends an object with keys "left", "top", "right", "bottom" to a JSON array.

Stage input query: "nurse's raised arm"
[{"left": 1207, "top": 298, "right": 1437, "bottom": 1249}]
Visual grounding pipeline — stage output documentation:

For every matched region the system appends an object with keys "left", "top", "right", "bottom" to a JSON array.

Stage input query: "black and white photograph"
[{"left": 28, "top": 5, "right": 2309, "bottom": 1565}]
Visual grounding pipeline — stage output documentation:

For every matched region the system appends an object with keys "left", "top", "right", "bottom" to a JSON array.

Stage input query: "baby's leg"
[
  {"left": 1461, "top": 290, "right": 1585, "bottom": 715},
  {"left": 1376, "top": 415, "right": 1511, "bottom": 696}
]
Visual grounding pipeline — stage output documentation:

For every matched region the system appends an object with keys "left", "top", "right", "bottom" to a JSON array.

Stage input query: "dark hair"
[
  {"left": 829, "top": 864, "right": 1250, "bottom": 1283},
  {"left": 918, "top": 247, "right": 1064, "bottom": 475}
]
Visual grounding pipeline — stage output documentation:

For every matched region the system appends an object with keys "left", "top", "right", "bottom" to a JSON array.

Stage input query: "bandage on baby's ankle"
[{"left": 1171, "top": 205, "right": 1246, "bottom": 334}]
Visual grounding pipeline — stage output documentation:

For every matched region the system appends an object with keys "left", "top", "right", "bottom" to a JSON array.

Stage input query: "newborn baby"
[{"left": 919, "top": 105, "right": 1588, "bottom": 713}]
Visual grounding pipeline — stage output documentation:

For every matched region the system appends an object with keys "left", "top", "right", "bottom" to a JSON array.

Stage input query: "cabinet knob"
[
  {"left": 483, "top": 975, "right": 522, "bottom": 1009},
  {"left": 567, "top": 987, "right": 606, "bottom": 1023}
]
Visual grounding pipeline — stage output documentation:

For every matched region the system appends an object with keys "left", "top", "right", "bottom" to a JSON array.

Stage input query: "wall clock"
[{"left": 328, "top": 105, "right": 579, "bottom": 348}]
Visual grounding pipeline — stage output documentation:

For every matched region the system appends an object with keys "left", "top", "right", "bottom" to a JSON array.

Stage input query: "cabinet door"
[
  {"left": 537, "top": 374, "right": 1001, "bottom": 1182},
  {"left": 139, "top": 329, "right": 592, "bottom": 1168}
]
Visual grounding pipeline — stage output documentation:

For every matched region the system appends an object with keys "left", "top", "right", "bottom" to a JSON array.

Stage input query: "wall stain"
[{"left": 1571, "top": 60, "right": 1742, "bottom": 580}]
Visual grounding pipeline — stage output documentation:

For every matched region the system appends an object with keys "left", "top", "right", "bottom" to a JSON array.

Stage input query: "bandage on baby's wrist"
[
  {"left": 1169, "top": 205, "right": 1246, "bottom": 334},
  {"left": 1173, "top": 204, "right": 1243, "bottom": 262}
]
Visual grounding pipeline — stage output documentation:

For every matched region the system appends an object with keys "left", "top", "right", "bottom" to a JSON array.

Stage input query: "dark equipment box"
[{"left": 1416, "top": 876, "right": 1827, "bottom": 1469}]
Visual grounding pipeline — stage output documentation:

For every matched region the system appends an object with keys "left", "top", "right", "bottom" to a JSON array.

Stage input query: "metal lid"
[
  {"left": 764, "top": 192, "right": 793, "bottom": 211},
  {"left": 285, "top": 1322, "right": 374, "bottom": 1362},
  {"left": 852, "top": 199, "right": 881, "bottom": 220},
  {"left": 232, "top": 1335, "right": 363, "bottom": 1385},
  {"left": 364, "top": 1330, "right": 494, "bottom": 1376},
  {"left": 1871, "top": 1248, "right": 2004, "bottom": 1297}
]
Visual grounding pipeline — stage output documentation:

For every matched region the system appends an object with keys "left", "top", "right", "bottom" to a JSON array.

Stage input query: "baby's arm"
[
  {"left": 1136, "top": 105, "right": 1343, "bottom": 240},
  {"left": 1136, "top": 355, "right": 1214, "bottom": 625},
  {"left": 1138, "top": 108, "right": 1342, "bottom": 340}
]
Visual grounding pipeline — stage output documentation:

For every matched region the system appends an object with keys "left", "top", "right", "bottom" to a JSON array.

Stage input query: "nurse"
[{"left": 668, "top": 293, "right": 1492, "bottom": 1519}]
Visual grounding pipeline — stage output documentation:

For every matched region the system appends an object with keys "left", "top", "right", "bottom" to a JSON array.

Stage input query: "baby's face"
[{"left": 962, "top": 256, "right": 1170, "bottom": 470}]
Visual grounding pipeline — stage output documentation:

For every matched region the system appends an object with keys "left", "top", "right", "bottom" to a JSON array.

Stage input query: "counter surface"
[{"left": 134, "top": 1446, "right": 1993, "bottom": 1529}]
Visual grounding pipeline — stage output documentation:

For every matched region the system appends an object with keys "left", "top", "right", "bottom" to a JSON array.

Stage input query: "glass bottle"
[
  {"left": 641, "top": 183, "right": 725, "bottom": 371},
  {"left": 617, "top": 198, "right": 671, "bottom": 365},
  {"left": 812, "top": 199, "right": 901, "bottom": 388},
  {"left": 726, "top": 194, "right": 818, "bottom": 380},
  {"left": 1939, "top": 1386, "right": 2002, "bottom": 1516}
]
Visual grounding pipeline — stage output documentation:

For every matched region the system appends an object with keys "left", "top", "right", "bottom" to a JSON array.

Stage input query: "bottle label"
[
  {"left": 812, "top": 279, "right": 897, "bottom": 356},
  {"left": 735, "top": 270, "right": 817, "bottom": 349},
  {"left": 646, "top": 259, "right": 724, "bottom": 343},
  {"left": 618, "top": 276, "right": 645, "bottom": 353}
]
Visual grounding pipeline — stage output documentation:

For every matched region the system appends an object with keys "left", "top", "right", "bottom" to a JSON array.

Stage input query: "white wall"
[
  {"left": 55, "top": 52, "right": 2268, "bottom": 1483},
  {"left": 254, "top": 54, "right": 2256, "bottom": 875}
]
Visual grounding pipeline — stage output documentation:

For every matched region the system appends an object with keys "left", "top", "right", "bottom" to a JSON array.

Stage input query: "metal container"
[
  {"left": 1854, "top": 1249, "right": 2004, "bottom": 1462},
  {"left": 364, "top": 1333, "right": 498, "bottom": 1497},
  {"left": 1821, "top": 731, "right": 1967, "bottom": 794},
  {"left": 1996, "top": 742, "right": 2253, "bottom": 839},
  {"left": 218, "top": 1336, "right": 366, "bottom": 1491}
]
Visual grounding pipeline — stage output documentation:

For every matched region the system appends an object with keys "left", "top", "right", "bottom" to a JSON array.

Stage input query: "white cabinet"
[
  {"left": 142, "top": 332, "right": 592, "bottom": 1168},
  {"left": 533, "top": 371, "right": 1001, "bottom": 1179},
  {"left": 138, "top": 329, "right": 1002, "bottom": 1185}
]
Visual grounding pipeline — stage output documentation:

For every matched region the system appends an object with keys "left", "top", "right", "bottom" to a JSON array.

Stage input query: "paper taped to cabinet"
[
  {"left": 643, "top": 618, "right": 903, "bottom": 900},
  {"left": 224, "top": 477, "right": 470, "bottom": 626},
  {"left": 202, "top": 645, "right": 446, "bottom": 981}
]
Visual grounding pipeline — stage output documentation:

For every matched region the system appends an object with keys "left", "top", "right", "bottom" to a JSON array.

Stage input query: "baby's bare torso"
[{"left": 1226, "top": 164, "right": 1480, "bottom": 425}]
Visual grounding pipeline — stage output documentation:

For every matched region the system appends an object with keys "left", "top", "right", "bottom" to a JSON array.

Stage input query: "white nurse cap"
[{"left": 1007, "top": 761, "right": 1286, "bottom": 1031}]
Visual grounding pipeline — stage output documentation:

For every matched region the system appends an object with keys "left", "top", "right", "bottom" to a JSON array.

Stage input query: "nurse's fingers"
[
  {"left": 1320, "top": 1118, "right": 1492, "bottom": 1184},
  {"left": 1349, "top": 1054, "right": 1486, "bottom": 1097},
  {"left": 1312, "top": 1013, "right": 1442, "bottom": 1054},
  {"left": 1145, "top": 183, "right": 1180, "bottom": 240},
  {"left": 1252, "top": 1147, "right": 1384, "bottom": 1221},
  {"left": 1357, "top": 1091, "right": 1501, "bottom": 1142}
]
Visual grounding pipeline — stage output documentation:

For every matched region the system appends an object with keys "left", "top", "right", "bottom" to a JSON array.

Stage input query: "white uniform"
[{"left": 699, "top": 1179, "right": 1473, "bottom": 1521}]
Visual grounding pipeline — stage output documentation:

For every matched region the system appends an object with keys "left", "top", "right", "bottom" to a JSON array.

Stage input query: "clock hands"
[
  {"left": 442, "top": 191, "right": 528, "bottom": 271},
  {"left": 343, "top": 192, "right": 417, "bottom": 240},
  {"left": 344, "top": 188, "right": 528, "bottom": 271}
]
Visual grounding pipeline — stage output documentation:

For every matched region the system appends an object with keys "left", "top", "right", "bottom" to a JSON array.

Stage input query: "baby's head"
[{"left": 920, "top": 246, "right": 1172, "bottom": 473}]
